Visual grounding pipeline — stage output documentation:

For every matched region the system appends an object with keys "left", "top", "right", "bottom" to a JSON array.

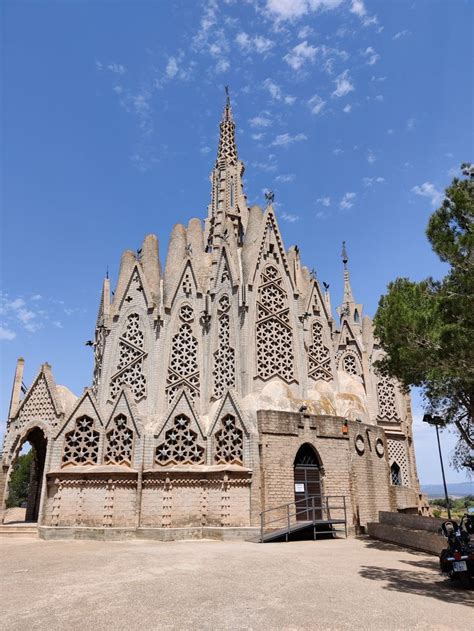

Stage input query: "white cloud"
[
  {"left": 374, "top": 94, "right": 384, "bottom": 102},
  {"left": 393, "top": 30, "right": 410, "bottom": 40},
  {"left": 254, "top": 35, "right": 274, "bottom": 54},
  {"left": 362, "top": 46, "right": 380, "bottom": 65},
  {"left": 215, "top": 58, "right": 230, "bottom": 73},
  {"left": 367, "top": 150, "right": 376, "bottom": 164},
  {"left": 284, "top": 41, "right": 317, "bottom": 70},
  {"left": 340, "top": 192, "right": 356, "bottom": 209},
  {"left": 350, "top": 0, "right": 378, "bottom": 26},
  {"left": 96, "top": 61, "right": 126, "bottom": 74},
  {"left": 275, "top": 173, "right": 295, "bottom": 182},
  {"left": 317, "top": 197, "right": 331, "bottom": 207},
  {"left": 412, "top": 182, "right": 443, "bottom": 207},
  {"left": 281, "top": 211, "right": 299, "bottom": 222},
  {"left": 271, "top": 133, "right": 307, "bottom": 147},
  {"left": 263, "top": 78, "right": 295, "bottom": 104},
  {"left": 166, "top": 56, "right": 179, "bottom": 79},
  {"left": 236, "top": 32, "right": 274, "bottom": 55},
  {"left": 265, "top": 0, "right": 343, "bottom": 21},
  {"left": 251, "top": 133, "right": 265, "bottom": 140},
  {"left": 315, "top": 210, "right": 327, "bottom": 219},
  {"left": 308, "top": 94, "right": 326, "bottom": 115},
  {"left": 113, "top": 85, "right": 123, "bottom": 94},
  {"left": 333, "top": 148, "right": 344, "bottom": 156},
  {"left": 249, "top": 115, "right": 272, "bottom": 128},
  {"left": 406, "top": 117, "right": 416, "bottom": 131},
  {"left": 0, "top": 326, "right": 16, "bottom": 341},
  {"left": 387, "top": 128, "right": 394, "bottom": 135},
  {"left": 332, "top": 70, "right": 354, "bottom": 98},
  {"left": 200, "top": 146, "right": 211, "bottom": 155},
  {"left": 363, "top": 176, "right": 385, "bottom": 186},
  {"left": 31, "top": 294, "right": 42, "bottom": 301},
  {"left": 298, "top": 25, "right": 313, "bottom": 39},
  {"left": 343, "top": 104, "right": 352, "bottom": 113}
]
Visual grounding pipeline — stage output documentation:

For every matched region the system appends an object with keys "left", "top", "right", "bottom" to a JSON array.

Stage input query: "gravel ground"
[{"left": 0, "top": 535, "right": 472, "bottom": 630}]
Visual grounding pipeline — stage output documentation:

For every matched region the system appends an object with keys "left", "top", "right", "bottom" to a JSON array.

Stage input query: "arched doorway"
[
  {"left": 294, "top": 443, "right": 322, "bottom": 521},
  {"left": 6, "top": 427, "right": 47, "bottom": 523}
]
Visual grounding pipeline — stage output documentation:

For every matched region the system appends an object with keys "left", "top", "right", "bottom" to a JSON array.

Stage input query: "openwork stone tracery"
[
  {"left": 307, "top": 320, "right": 332, "bottom": 382},
  {"left": 104, "top": 414, "right": 134, "bottom": 465},
  {"left": 62, "top": 416, "right": 100, "bottom": 466},
  {"left": 214, "top": 414, "right": 243, "bottom": 464},
  {"left": 377, "top": 375, "right": 399, "bottom": 421},
  {"left": 166, "top": 305, "right": 200, "bottom": 405},
  {"left": 110, "top": 313, "right": 147, "bottom": 401},
  {"left": 256, "top": 265, "right": 295, "bottom": 382},
  {"left": 155, "top": 414, "right": 204, "bottom": 465},
  {"left": 213, "top": 295, "right": 236, "bottom": 398}
]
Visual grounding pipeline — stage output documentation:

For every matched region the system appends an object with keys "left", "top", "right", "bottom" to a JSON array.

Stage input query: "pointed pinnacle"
[{"left": 341, "top": 241, "right": 348, "bottom": 267}]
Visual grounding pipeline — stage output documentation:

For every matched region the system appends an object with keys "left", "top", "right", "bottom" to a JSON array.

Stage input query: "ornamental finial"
[{"left": 341, "top": 241, "right": 348, "bottom": 268}]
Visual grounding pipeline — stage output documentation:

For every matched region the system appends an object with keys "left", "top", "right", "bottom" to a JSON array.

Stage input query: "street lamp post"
[{"left": 422, "top": 414, "right": 452, "bottom": 520}]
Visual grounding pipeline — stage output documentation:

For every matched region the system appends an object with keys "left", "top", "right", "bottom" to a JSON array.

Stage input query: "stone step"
[{"left": 0, "top": 524, "right": 38, "bottom": 537}]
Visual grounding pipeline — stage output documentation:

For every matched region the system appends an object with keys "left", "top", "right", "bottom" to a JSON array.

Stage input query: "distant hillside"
[{"left": 421, "top": 481, "right": 474, "bottom": 498}]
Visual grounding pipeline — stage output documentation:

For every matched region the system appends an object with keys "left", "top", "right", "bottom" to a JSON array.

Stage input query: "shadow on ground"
[{"left": 360, "top": 539, "right": 474, "bottom": 606}]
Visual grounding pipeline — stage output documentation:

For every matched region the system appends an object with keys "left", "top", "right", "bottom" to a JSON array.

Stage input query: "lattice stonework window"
[
  {"left": 256, "top": 265, "right": 295, "bottom": 382},
  {"left": 341, "top": 353, "right": 361, "bottom": 377},
  {"left": 307, "top": 320, "right": 332, "bottom": 382},
  {"left": 213, "top": 295, "right": 236, "bottom": 398},
  {"left": 215, "top": 414, "right": 243, "bottom": 464},
  {"left": 377, "top": 375, "right": 399, "bottom": 421},
  {"left": 387, "top": 438, "right": 409, "bottom": 486},
  {"left": 110, "top": 313, "right": 147, "bottom": 401},
  {"left": 155, "top": 414, "right": 204, "bottom": 465},
  {"left": 62, "top": 416, "right": 100, "bottom": 465},
  {"left": 104, "top": 414, "right": 134, "bottom": 465},
  {"left": 166, "top": 305, "right": 200, "bottom": 405}
]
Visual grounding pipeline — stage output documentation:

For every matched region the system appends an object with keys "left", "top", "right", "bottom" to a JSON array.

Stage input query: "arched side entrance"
[
  {"left": 5, "top": 427, "right": 48, "bottom": 523},
  {"left": 294, "top": 443, "right": 322, "bottom": 522}
]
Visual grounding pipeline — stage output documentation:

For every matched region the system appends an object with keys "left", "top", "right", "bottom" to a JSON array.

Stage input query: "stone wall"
[{"left": 258, "top": 410, "right": 397, "bottom": 530}]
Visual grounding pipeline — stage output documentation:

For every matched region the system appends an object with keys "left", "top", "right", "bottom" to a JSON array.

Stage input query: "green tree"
[
  {"left": 6, "top": 450, "right": 34, "bottom": 508},
  {"left": 374, "top": 164, "right": 474, "bottom": 472}
]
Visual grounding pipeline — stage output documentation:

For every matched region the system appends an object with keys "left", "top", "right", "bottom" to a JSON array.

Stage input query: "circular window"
[
  {"left": 375, "top": 438, "right": 385, "bottom": 458},
  {"left": 355, "top": 434, "right": 365, "bottom": 455}
]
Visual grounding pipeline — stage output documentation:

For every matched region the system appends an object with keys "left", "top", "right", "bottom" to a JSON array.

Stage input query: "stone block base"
[{"left": 38, "top": 526, "right": 260, "bottom": 542}]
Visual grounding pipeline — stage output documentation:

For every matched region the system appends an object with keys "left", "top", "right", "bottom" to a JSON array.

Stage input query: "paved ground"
[{"left": 0, "top": 536, "right": 472, "bottom": 630}]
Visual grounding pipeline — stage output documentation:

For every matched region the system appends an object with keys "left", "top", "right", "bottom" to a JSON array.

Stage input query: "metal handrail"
[{"left": 260, "top": 495, "right": 347, "bottom": 542}]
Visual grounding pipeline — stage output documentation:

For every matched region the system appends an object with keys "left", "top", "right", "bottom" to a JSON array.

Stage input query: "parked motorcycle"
[{"left": 439, "top": 514, "right": 474, "bottom": 588}]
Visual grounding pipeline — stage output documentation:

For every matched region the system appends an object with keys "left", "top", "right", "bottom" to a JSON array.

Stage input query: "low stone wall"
[
  {"left": 367, "top": 511, "right": 446, "bottom": 555},
  {"left": 38, "top": 526, "right": 260, "bottom": 542}
]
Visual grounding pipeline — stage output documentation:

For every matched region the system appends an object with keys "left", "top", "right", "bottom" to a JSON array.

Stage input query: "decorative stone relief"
[
  {"left": 213, "top": 295, "right": 235, "bottom": 398},
  {"left": 155, "top": 414, "right": 204, "bottom": 465},
  {"left": 110, "top": 313, "right": 147, "bottom": 401},
  {"left": 214, "top": 414, "right": 243, "bottom": 464},
  {"left": 307, "top": 320, "right": 332, "bottom": 382},
  {"left": 256, "top": 265, "right": 295, "bottom": 382},
  {"left": 62, "top": 416, "right": 100, "bottom": 466},
  {"left": 166, "top": 305, "right": 200, "bottom": 405},
  {"left": 104, "top": 414, "right": 134, "bottom": 465}
]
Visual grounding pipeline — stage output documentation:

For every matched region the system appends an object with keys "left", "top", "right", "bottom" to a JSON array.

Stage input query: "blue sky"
[{"left": 1, "top": 0, "right": 472, "bottom": 485}]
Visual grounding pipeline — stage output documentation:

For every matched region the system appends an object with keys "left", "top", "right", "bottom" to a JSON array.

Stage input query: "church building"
[{"left": 0, "top": 93, "right": 427, "bottom": 539}]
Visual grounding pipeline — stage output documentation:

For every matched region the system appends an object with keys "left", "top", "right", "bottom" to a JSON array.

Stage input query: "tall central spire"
[
  {"left": 204, "top": 87, "right": 248, "bottom": 251},
  {"left": 337, "top": 241, "right": 363, "bottom": 326}
]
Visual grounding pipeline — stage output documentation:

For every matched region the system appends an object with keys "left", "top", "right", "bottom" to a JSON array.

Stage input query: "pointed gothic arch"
[{"left": 3, "top": 426, "right": 48, "bottom": 523}]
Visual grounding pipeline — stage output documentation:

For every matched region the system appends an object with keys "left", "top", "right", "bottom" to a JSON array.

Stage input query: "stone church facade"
[{"left": 1, "top": 95, "right": 427, "bottom": 539}]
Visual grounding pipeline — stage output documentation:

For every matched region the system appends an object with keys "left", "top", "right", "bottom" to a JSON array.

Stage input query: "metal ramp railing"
[{"left": 259, "top": 495, "right": 347, "bottom": 543}]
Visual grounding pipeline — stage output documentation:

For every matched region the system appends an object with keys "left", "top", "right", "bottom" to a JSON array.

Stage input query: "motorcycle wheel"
[{"left": 459, "top": 573, "right": 471, "bottom": 589}]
